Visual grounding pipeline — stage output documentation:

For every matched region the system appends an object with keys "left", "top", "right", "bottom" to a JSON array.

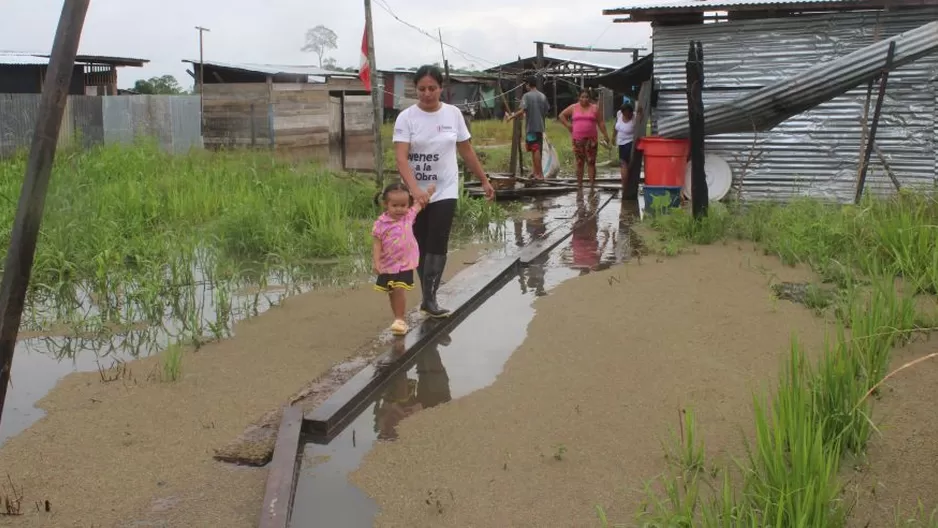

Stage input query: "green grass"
[
  {"left": 1, "top": 140, "right": 508, "bottom": 352},
  {"left": 161, "top": 343, "right": 183, "bottom": 382},
  {"left": 597, "top": 192, "right": 938, "bottom": 527}
]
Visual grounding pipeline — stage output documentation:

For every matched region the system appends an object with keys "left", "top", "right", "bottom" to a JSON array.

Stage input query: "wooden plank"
[
  {"left": 257, "top": 405, "right": 303, "bottom": 528},
  {"left": 274, "top": 114, "right": 329, "bottom": 131},
  {"left": 0, "top": 0, "right": 90, "bottom": 426},
  {"left": 205, "top": 83, "right": 269, "bottom": 96},
  {"left": 304, "top": 253, "right": 520, "bottom": 438}
]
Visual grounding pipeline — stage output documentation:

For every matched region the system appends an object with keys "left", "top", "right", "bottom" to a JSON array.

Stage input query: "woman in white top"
[
  {"left": 393, "top": 65, "right": 495, "bottom": 318},
  {"left": 615, "top": 102, "right": 638, "bottom": 189}
]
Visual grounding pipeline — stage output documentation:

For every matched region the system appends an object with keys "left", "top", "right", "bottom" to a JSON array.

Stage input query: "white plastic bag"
[{"left": 542, "top": 134, "right": 561, "bottom": 179}]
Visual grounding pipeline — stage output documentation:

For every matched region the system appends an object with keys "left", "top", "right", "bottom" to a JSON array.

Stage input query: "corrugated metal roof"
[
  {"left": 602, "top": 0, "right": 936, "bottom": 21},
  {"left": 608, "top": 0, "right": 849, "bottom": 10},
  {"left": 0, "top": 51, "right": 148, "bottom": 67},
  {"left": 0, "top": 53, "right": 47, "bottom": 65},
  {"left": 182, "top": 59, "right": 355, "bottom": 78}
]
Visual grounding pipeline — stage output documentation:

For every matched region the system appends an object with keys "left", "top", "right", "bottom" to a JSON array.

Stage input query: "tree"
[
  {"left": 322, "top": 57, "right": 338, "bottom": 70},
  {"left": 133, "top": 75, "right": 184, "bottom": 94},
  {"left": 302, "top": 25, "right": 338, "bottom": 68}
]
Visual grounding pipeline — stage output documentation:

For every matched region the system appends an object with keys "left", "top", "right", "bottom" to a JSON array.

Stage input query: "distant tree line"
[{"left": 132, "top": 75, "right": 190, "bottom": 95}]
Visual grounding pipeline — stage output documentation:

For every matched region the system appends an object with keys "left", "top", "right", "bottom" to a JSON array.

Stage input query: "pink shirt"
[
  {"left": 572, "top": 104, "right": 599, "bottom": 141},
  {"left": 372, "top": 207, "right": 420, "bottom": 274}
]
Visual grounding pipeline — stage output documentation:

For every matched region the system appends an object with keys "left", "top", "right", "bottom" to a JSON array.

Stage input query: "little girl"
[{"left": 372, "top": 182, "right": 435, "bottom": 335}]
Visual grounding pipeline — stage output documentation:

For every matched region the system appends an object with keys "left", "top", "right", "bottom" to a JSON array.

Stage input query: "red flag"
[{"left": 359, "top": 26, "right": 371, "bottom": 92}]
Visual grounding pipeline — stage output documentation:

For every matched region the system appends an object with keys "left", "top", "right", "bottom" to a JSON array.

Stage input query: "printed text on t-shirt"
[{"left": 409, "top": 152, "right": 441, "bottom": 181}]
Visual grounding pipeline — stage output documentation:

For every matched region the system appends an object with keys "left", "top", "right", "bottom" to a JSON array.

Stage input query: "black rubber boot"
[{"left": 420, "top": 253, "right": 451, "bottom": 318}]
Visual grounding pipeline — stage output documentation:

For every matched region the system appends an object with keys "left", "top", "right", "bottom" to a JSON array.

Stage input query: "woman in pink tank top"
[{"left": 560, "top": 89, "right": 610, "bottom": 187}]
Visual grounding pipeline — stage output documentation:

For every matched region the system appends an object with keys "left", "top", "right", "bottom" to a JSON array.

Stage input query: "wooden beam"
[
  {"left": 625, "top": 80, "right": 651, "bottom": 200},
  {"left": 686, "top": 41, "right": 708, "bottom": 218},
  {"left": 0, "top": 0, "right": 90, "bottom": 427},
  {"left": 855, "top": 40, "right": 896, "bottom": 204},
  {"left": 257, "top": 405, "right": 303, "bottom": 528}
]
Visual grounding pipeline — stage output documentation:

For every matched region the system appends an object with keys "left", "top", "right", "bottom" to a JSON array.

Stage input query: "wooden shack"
[
  {"left": 1, "top": 52, "right": 148, "bottom": 95},
  {"left": 184, "top": 60, "right": 375, "bottom": 170}
]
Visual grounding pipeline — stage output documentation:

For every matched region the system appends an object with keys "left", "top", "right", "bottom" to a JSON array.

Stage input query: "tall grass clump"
[
  {"left": 614, "top": 192, "right": 935, "bottom": 527},
  {"left": 650, "top": 192, "right": 938, "bottom": 292}
]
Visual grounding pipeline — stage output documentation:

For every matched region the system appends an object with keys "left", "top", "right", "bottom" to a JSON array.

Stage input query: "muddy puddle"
[{"left": 289, "top": 191, "right": 640, "bottom": 528}]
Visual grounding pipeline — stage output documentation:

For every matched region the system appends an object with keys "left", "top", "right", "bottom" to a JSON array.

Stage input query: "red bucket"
[{"left": 639, "top": 137, "right": 690, "bottom": 188}]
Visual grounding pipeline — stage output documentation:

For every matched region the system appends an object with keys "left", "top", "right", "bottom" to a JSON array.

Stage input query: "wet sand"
[
  {"left": 0, "top": 246, "right": 482, "bottom": 527},
  {"left": 350, "top": 244, "right": 834, "bottom": 527},
  {"left": 845, "top": 336, "right": 938, "bottom": 527}
]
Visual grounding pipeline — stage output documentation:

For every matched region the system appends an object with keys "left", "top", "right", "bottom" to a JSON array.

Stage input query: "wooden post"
[
  {"left": 195, "top": 26, "right": 210, "bottom": 132},
  {"left": 266, "top": 75, "right": 275, "bottom": 150},
  {"left": 364, "top": 0, "right": 384, "bottom": 187},
  {"left": 462, "top": 110, "right": 472, "bottom": 180},
  {"left": 0, "top": 0, "right": 90, "bottom": 427},
  {"left": 686, "top": 40, "right": 708, "bottom": 218},
  {"left": 443, "top": 59, "right": 451, "bottom": 104},
  {"left": 551, "top": 77, "right": 558, "bottom": 118},
  {"left": 535, "top": 42, "right": 545, "bottom": 92},
  {"left": 250, "top": 103, "right": 257, "bottom": 147},
  {"left": 625, "top": 80, "right": 652, "bottom": 200},
  {"left": 509, "top": 76, "right": 521, "bottom": 176},
  {"left": 855, "top": 40, "right": 895, "bottom": 205}
]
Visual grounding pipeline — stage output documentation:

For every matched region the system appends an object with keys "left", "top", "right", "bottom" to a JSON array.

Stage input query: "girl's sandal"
[{"left": 390, "top": 319, "right": 408, "bottom": 336}]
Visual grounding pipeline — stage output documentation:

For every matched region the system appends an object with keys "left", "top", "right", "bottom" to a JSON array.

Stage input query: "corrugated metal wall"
[
  {"left": 653, "top": 8, "right": 938, "bottom": 201},
  {"left": 0, "top": 94, "right": 202, "bottom": 158}
]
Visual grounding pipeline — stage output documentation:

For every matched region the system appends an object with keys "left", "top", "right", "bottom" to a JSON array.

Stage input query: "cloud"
[{"left": 1, "top": 0, "right": 651, "bottom": 88}]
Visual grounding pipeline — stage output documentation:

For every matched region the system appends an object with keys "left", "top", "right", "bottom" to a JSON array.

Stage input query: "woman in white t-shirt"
[
  {"left": 615, "top": 102, "right": 638, "bottom": 189},
  {"left": 393, "top": 65, "right": 495, "bottom": 318}
]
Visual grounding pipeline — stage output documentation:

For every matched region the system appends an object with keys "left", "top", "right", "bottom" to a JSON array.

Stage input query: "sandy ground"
[
  {"left": 0, "top": 245, "right": 482, "bottom": 528},
  {"left": 350, "top": 244, "right": 835, "bottom": 527},
  {"left": 845, "top": 335, "right": 938, "bottom": 527}
]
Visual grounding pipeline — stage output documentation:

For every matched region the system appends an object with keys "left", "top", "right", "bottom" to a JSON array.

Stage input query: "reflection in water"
[
  {"left": 568, "top": 190, "right": 613, "bottom": 275},
  {"left": 373, "top": 335, "right": 453, "bottom": 441},
  {"left": 519, "top": 256, "right": 548, "bottom": 297},
  {"left": 513, "top": 201, "right": 548, "bottom": 248}
]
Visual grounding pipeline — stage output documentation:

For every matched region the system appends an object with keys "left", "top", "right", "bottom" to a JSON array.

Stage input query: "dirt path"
[
  {"left": 0, "top": 246, "right": 482, "bottom": 528},
  {"left": 845, "top": 335, "right": 938, "bottom": 527},
  {"left": 350, "top": 244, "right": 834, "bottom": 527}
]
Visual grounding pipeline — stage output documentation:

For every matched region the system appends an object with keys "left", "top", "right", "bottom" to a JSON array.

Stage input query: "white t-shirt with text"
[{"left": 392, "top": 103, "right": 470, "bottom": 203}]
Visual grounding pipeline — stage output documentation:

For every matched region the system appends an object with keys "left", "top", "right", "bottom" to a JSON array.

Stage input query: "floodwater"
[
  {"left": 289, "top": 191, "right": 641, "bottom": 528},
  {"left": 0, "top": 261, "right": 363, "bottom": 445}
]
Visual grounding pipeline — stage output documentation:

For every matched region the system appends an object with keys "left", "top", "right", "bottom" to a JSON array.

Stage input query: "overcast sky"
[{"left": 2, "top": 0, "right": 652, "bottom": 89}]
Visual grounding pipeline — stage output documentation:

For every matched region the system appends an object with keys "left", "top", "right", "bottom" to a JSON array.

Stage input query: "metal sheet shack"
[
  {"left": 380, "top": 69, "right": 497, "bottom": 120},
  {"left": 184, "top": 60, "right": 375, "bottom": 170},
  {"left": 603, "top": 0, "right": 938, "bottom": 201}
]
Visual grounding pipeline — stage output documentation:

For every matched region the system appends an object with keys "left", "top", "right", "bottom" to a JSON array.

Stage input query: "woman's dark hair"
[
  {"left": 414, "top": 65, "right": 444, "bottom": 87},
  {"left": 620, "top": 103, "right": 634, "bottom": 115},
  {"left": 374, "top": 181, "right": 413, "bottom": 207}
]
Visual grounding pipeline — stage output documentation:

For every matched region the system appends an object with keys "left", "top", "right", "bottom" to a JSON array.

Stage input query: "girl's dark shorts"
[
  {"left": 374, "top": 269, "right": 415, "bottom": 292},
  {"left": 618, "top": 142, "right": 633, "bottom": 164}
]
